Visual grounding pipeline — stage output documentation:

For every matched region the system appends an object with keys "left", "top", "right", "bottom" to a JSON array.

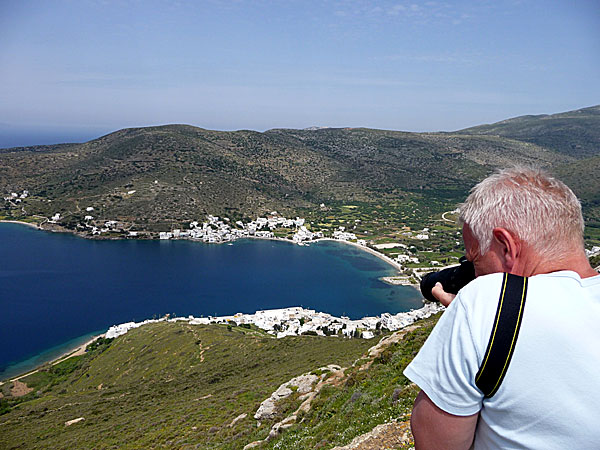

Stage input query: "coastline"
[
  {"left": 313, "top": 238, "right": 419, "bottom": 288},
  {"left": 0, "top": 219, "right": 41, "bottom": 230},
  {"left": 2, "top": 294, "right": 435, "bottom": 384},
  {"left": 0, "top": 334, "right": 105, "bottom": 384},
  {"left": 49, "top": 334, "right": 106, "bottom": 366},
  {"left": 246, "top": 236, "right": 417, "bottom": 287},
  {"left": 316, "top": 238, "right": 405, "bottom": 272},
  {"left": 0, "top": 220, "right": 418, "bottom": 283},
  {"left": 242, "top": 236, "right": 405, "bottom": 271},
  {"left": 0, "top": 221, "right": 405, "bottom": 274},
  {"left": 0, "top": 225, "right": 422, "bottom": 382}
]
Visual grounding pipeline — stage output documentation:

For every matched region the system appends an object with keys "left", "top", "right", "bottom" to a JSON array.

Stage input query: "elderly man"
[{"left": 403, "top": 167, "right": 600, "bottom": 449}]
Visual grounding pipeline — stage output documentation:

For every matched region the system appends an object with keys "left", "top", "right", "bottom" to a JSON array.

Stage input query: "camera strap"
[{"left": 475, "top": 273, "right": 528, "bottom": 398}]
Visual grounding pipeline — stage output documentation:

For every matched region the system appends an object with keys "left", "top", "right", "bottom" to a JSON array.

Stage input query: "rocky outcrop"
[
  {"left": 228, "top": 413, "right": 247, "bottom": 428},
  {"left": 357, "top": 325, "right": 418, "bottom": 371},
  {"left": 245, "top": 364, "right": 342, "bottom": 450},
  {"left": 331, "top": 419, "right": 413, "bottom": 450},
  {"left": 244, "top": 322, "right": 430, "bottom": 449},
  {"left": 254, "top": 372, "right": 322, "bottom": 420},
  {"left": 65, "top": 417, "right": 85, "bottom": 426}
]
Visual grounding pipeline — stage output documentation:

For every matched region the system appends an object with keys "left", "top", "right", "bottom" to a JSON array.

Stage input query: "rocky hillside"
[
  {"left": 4, "top": 106, "right": 600, "bottom": 232},
  {"left": 459, "top": 105, "right": 600, "bottom": 159},
  {"left": 0, "top": 316, "right": 439, "bottom": 449}
]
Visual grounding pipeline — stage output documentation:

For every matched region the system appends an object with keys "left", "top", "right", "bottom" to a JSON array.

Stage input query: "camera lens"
[{"left": 419, "top": 257, "right": 475, "bottom": 302}]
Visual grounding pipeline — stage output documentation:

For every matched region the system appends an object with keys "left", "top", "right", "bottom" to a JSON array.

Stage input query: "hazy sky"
[{"left": 1, "top": 0, "right": 599, "bottom": 145}]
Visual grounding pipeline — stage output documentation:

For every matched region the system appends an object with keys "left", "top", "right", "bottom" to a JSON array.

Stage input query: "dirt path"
[
  {"left": 441, "top": 210, "right": 457, "bottom": 223},
  {"left": 186, "top": 325, "right": 209, "bottom": 363}
]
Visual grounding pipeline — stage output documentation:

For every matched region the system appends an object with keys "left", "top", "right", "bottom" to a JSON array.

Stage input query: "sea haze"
[
  {"left": 0, "top": 126, "right": 108, "bottom": 149},
  {"left": 0, "top": 223, "right": 423, "bottom": 379}
]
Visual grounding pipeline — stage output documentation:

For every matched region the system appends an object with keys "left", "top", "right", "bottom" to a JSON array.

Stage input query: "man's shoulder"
[
  {"left": 452, "top": 272, "right": 512, "bottom": 339},
  {"left": 456, "top": 272, "right": 505, "bottom": 307},
  {"left": 455, "top": 270, "right": 597, "bottom": 319}
]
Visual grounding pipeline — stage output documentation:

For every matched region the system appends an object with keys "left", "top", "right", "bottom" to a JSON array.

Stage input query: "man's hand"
[
  {"left": 411, "top": 391, "right": 478, "bottom": 450},
  {"left": 432, "top": 282, "right": 456, "bottom": 307}
]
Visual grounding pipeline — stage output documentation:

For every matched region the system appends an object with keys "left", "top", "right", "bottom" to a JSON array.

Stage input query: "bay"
[{"left": 0, "top": 223, "right": 423, "bottom": 379}]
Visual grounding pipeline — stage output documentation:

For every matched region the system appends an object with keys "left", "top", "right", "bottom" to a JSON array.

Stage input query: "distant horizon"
[
  {"left": 2, "top": 1, "right": 598, "bottom": 147},
  {"left": 1, "top": 102, "right": 597, "bottom": 149}
]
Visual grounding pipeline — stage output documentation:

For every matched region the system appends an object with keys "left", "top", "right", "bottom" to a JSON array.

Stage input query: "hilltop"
[{"left": 460, "top": 105, "right": 600, "bottom": 159}]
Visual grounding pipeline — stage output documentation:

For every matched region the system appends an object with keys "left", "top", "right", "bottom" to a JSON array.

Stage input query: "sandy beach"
[
  {"left": 240, "top": 235, "right": 411, "bottom": 282},
  {"left": 0, "top": 334, "right": 105, "bottom": 385},
  {"left": 0, "top": 219, "right": 41, "bottom": 230},
  {"left": 255, "top": 235, "right": 409, "bottom": 276},
  {"left": 315, "top": 238, "right": 405, "bottom": 272}
]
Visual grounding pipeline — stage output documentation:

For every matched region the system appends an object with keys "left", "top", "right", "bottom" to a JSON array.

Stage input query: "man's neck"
[{"left": 514, "top": 247, "right": 598, "bottom": 279}]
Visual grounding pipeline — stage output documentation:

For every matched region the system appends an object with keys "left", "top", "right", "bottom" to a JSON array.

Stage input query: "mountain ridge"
[
  {"left": 458, "top": 104, "right": 600, "bottom": 159},
  {"left": 1, "top": 105, "right": 599, "bottom": 233}
]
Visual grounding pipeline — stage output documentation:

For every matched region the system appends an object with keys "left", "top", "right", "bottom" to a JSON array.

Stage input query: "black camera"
[{"left": 419, "top": 256, "right": 475, "bottom": 302}]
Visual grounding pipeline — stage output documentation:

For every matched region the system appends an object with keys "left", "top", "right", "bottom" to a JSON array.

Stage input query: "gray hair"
[{"left": 459, "top": 167, "right": 584, "bottom": 259}]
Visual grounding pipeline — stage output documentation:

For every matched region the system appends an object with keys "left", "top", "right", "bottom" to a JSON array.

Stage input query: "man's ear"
[{"left": 492, "top": 228, "right": 520, "bottom": 272}]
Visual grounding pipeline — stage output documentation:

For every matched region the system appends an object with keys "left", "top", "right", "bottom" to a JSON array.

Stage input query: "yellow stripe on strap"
[
  {"left": 475, "top": 273, "right": 528, "bottom": 398},
  {"left": 489, "top": 277, "right": 527, "bottom": 395},
  {"left": 476, "top": 274, "right": 509, "bottom": 384}
]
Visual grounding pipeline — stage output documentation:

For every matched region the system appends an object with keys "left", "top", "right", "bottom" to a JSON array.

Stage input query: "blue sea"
[{"left": 0, "top": 223, "right": 423, "bottom": 379}]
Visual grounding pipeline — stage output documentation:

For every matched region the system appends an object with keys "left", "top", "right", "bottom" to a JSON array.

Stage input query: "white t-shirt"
[{"left": 404, "top": 270, "right": 600, "bottom": 449}]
